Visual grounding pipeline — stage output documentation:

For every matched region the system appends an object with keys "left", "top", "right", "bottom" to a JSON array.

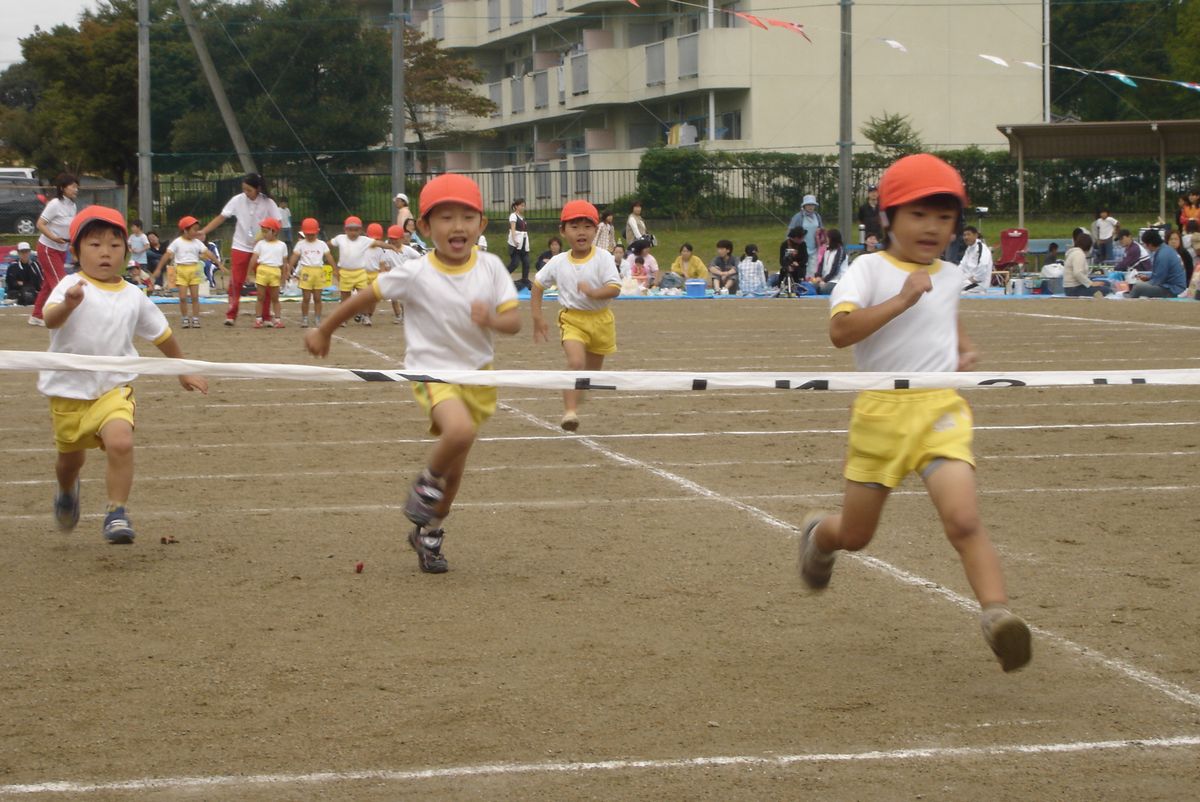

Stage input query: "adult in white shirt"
[
  {"left": 199, "top": 173, "right": 281, "bottom": 326},
  {"left": 30, "top": 172, "right": 79, "bottom": 325},
  {"left": 958, "top": 225, "right": 993, "bottom": 294},
  {"left": 507, "top": 198, "right": 531, "bottom": 288}
]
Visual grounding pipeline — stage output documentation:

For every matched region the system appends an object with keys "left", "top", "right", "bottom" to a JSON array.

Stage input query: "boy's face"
[
  {"left": 304, "top": 232, "right": 317, "bottom": 241},
  {"left": 561, "top": 218, "right": 597, "bottom": 253},
  {"left": 417, "top": 203, "right": 487, "bottom": 264},
  {"left": 183, "top": 223, "right": 201, "bottom": 239},
  {"left": 74, "top": 226, "right": 127, "bottom": 282},
  {"left": 262, "top": 227, "right": 278, "bottom": 241},
  {"left": 1099, "top": 211, "right": 1109, "bottom": 219},
  {"left": 1119, "top": 234, "right": 1131, "bottom": 247},
  {"left": 865, "top": 234, "right": 879, "bottom": 250},
  {"left": 131, "top": 224, "right": 143, "bottom": 234},
  {"left": 717, "top": 246, "right": 729, "bottom": 256},
  {"left": 344, "top": 225, "right": 361, "bottom": 238},
  {"left": 888, "top": 199, "right": 958, "bottom": 263}
]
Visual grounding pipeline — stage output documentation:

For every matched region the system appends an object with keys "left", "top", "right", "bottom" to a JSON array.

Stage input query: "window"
[
  {"left": 678, "top": 34, "right": 698, "bottom": 79},
  {"left": 487, "top": 0, "right": 500, "bottom": 31},
  {"left": 559, "top": 160, "right": 569, "bottom": 199},
  {"left": 533, "top": 0, "right": 547, "bottom": 17},
  {"left": 533, "top": 71, "right": 549, "bottom": 109},
  {"left": 573, "top": 155, "right": 590, "bottom": 194},
  {"left": 490, "top": 170, "right": 507, "bottom": 202},
  {"left": 571, "top": 53, "right": 588, "bottom": 95},
  {"left": 534, "top": 164, "right": 551, "bottom": 199},
  {"left": 489, "top": 83, "right": 503, "bottom": 118},
  {"left": 646, "top": 42, "right": 665, "bottom": 86},
  {"left": 717, "top": 110, "right": 742, "bottom": 140},
  {"left": 511, "top": 76, "right": 525, "bottom": 114},
  {"left": 432, "top": 6, "right": 445, "bottom": 40},
  {"left": 510, "top": 0, "right": 522, "bottom": 25}
]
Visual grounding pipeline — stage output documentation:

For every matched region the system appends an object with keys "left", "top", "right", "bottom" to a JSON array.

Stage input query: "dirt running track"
[{"left": 0, "top": 296, "right": 1198, "bottom": 800}]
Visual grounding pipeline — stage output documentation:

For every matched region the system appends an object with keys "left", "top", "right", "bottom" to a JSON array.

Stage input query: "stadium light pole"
[
  {"left": 838, "top": 0, "right": 853, "bottom": 236},
  {"left": 137, "top": 0, "right": 152, "bottom": 225},
  {"left": 391, "top": 0, "right": 406, "bottom": 196}
]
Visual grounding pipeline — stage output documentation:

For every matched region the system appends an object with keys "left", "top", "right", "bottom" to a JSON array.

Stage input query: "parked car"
[
  {"left": 0, "top": 178, "right": 45, "bottom": 237},
  {"left": 0, "top": 167, "right": 37, "bottom": 180}
]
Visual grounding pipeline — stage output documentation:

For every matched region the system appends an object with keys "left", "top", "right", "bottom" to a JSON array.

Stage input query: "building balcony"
[
  {"left": 632, "top": 27, "right": 752, "bottom": 101},
  {"left": 420, "top": 0, "right": 483, "bottom": 48}
]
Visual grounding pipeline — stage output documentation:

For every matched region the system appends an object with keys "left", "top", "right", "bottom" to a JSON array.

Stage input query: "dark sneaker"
[
  {"left": 798, "top": 512, "right": 835, "bottom": 589},
  {"left": 560, "top": 411, "right": 579, "bottom": 432},
  {"left": 980, "top": 606, "right": 1032, "bottom": 672},
  {"left": 408, "top": 526, "right": 448, "bottom": 573},
  {"left": 54, "top": 479, "right": 81, "bottom": 532},
  {"left": 103, "top": 507, "right": 136, "bottom": 545},
  {"left": 403, "top": 473, "right": 444, "bottom": 526}
]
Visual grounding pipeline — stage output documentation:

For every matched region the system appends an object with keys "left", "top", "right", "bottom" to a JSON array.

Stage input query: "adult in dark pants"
[
  {"left": 5, "top": 242, "right": 42, "bottom": 305},
  {"left": 507, "top": 198, "right": 531, "bottom": 288}
]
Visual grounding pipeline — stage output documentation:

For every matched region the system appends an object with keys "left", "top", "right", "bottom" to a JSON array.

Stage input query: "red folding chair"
[{"left": 993, "top": 228, "right": 1028, "bottom": 286}]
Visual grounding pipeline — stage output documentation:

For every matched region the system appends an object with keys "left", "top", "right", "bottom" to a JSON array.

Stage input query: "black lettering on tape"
[
  {"left": 794, "top": 380, "right": 830, "bottom": 391},
  {"left": 692, "top": 379, "right": 708, "bottom": 391},
  {"left": 977, "top": 379, "right": 1027, "bottom": 387},
  {"left": 352, "top": 370, "right": 399, "bottom": 382}
]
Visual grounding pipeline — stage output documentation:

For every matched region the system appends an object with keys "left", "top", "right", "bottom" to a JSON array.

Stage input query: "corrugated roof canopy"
[{"left": 998, "top": 120, "right": 1200, "bottom": 160}]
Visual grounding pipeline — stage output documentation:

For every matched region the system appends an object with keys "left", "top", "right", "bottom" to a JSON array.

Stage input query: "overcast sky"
[{"left": 1, "top": 1, "right": 100, "bottom": 69}]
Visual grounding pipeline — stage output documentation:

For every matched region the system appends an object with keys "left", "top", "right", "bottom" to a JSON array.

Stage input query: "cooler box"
[{"left": 685, "top": 279, "right": 707, "bottom": 298}]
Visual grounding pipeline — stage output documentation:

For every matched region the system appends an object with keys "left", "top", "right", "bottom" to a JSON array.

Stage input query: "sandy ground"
[{"left": 0, "top": 295, "right": 1198, "bottom": 800}]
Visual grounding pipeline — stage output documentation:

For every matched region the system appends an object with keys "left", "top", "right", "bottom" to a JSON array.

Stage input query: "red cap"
[
  {"left": 300, "top": 217, "right": 319, "bottom": 235},
  {"left": 366, "top": 222, "right": 384, "bottom": 239},
  {"left": 70, "top": 206, "right": 128, "bottom": 249},
  {"left": 560, "top": 199, "right": 599, "bottom": 224},
  {"left": 344, "top": 216, "right": 363, "bottom": 228},
  {"left": 260, "top": 217, "right": 282, "bottom": 231},
  {"left": 178, "top": 215, "right": 199, "bottom": 230},
  {"left": 418, "top": 173, "right": 483, "bottom": 218},
  {"left": 878, "top": 154, "right": 968, "bottom": 210},
  {"left": 387, "top": 224, "right": 404, "bottom": 239}
]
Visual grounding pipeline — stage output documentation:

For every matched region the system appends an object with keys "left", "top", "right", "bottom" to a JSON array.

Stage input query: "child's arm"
[
  {"left": 247, "top": 251, "right": 260, "bottom": 273},
  {"left": 471, "top": 301, "right": 521, "bottom": 334},
  {"left": 577, "top": 281, "right": 620, "bottom": 301},
  {"left": 304, "top": 289, "right": 377, "bottom": 356},
  {"left": 151, "top": 249, "right": 174, "bottom": 281},
  {"left": 530, "top": 282, "right": 550, "bottom": 343},
  {"left": 287, "top": 250, "right": 300, "bottom": 276},
  {"left": 154, "top": 334, "right": 209, "bottom": 394},
  {"left": 957, "top": 317, "right": 979, "bottom": 371},
  {"left": 829, "top": 269, "right": 931, "bottom": 348},
  {"left": 43, "top": 282, "right": 84, "bottom": 329}
]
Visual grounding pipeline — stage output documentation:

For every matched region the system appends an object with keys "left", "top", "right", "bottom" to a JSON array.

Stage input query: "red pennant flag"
[
  {"left": 733, "top": 11, "right": 768, "bottom": 29},
  {"left": 627, "top": 0, "right": 640, "bottom": 5},
  {"left": 766, "top": 18, "right": 812, "bottom": 42}
]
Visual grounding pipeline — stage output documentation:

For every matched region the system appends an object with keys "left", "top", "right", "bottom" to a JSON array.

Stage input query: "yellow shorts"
[
  {"left": 558, "top": 307, "right": 617, "bottom": 355},
  {"left": 256, "top": 265, "right": 282, "bottom": 287},
  {"left": 175, "top": 263, "right": 202, "bottom": 287},
  {"left": 844, "top": 389, "right": 974, "bottom": 489},
  {"left": 323, "top": 265, "right": 334, "bottom": 287},
  {"left": 49, "top": 385, "right": 135, "bottom": 453},
  {"left": 412, "top": 380, "right": 497, "bottom": 436},
  {"left": 298, "top": 266, "right": 326, "bottom": 291},
  {"left": 339, "top": 268, "right": 369, "bottom": 292}
]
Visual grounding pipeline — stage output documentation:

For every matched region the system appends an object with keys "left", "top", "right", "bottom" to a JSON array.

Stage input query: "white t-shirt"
[
  {"left": 278, "top": 208, "right": 292, "bottom": 229},
  {"left": 167, "top": 236, "right": 210, "bottom": 265},
  {"left": 364, "top": 245, "right": 386, "bottom": 273},
  {"left": 128, "top": 233, "right": 150, "bottom": 265},
  {"left": 38, "top": 197, "right": 77, "bottom": 252},
  {"left": 330, "top": 234, "right": 377, "bottom": 269},
  {"left": 252, "top": 239, "right": 289, "bottom": 267},
  {"left": 219, "top": 193, "right": 282, "bottom": 253},
  {"left": 292, "top": 238, "right": 331, "bottom": 268},
  {"left": 381, "top": 245, "right": 422, "bottom": 271},
  {"left": 1093, "top": 216, "right": 1119, "bottom": 241},
  {"left": 534, "top": 247, "right": 621, "bottom": 311},
  {"left": 372, "top": 250, "right": 518, "bottom": 371},
  {"left": 37, "top": 274, "right": 171, "bottom": 400},
  {"left": 507, "top": 213, "right": 529, "bottom": 251},
  {"left": 828, "top": 251, "right": 960, "bottom": 374}
]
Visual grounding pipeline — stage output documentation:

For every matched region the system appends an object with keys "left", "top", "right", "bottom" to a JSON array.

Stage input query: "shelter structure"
[{"left": 998, "top": 120, "right": 1200, "bottom": 227}]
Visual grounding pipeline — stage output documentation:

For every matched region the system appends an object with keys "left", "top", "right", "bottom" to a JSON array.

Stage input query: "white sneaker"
[
  {"left": 300, "top": 315, "right": 309, "bottom": 328},
  {"left": 181, "top": 317, "right": 191, "bottom": 329},
  {"left": 191, "top": 317, "right": 201, "bottom": 328},
  {"left": 362, "top": 315, "right": 372, "bottom": 327},
  {"left": 393, "top": 313, "right": 403, "bottom": 324},
  {"left": 27, "top": 315, "right": 45, "bottom": 327}
]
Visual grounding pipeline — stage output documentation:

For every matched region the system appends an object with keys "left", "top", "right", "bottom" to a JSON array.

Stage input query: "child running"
[
  {"left": 797, "top": 154, "right": 1032, "bottom": 673},
  {"left": 40, "top": 206, "right": 208, "bottom": 544},
  {"left": 305, "top": 174, "right": 520, "bottom": 574},
  {"left": 153, "top": 215, "right": 209, "bottom": 329},
  {"left": 530, "top": 200, "right": 621, "bottom": 432},
  {"left": 247, "top": 217, "right": 289, "bottom": 328},
  {"left": 289, "top": 217, "right": 336, "bottom": 328}
]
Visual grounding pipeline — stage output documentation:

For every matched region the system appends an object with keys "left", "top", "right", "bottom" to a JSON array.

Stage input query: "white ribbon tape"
[{"left": 3, "top": 350, "right": 1199, "bottom": 392}]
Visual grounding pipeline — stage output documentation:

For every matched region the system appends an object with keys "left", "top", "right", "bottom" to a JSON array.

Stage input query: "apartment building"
[{"left": 401, "top": 0, "right": 1042, "bottom": 203}]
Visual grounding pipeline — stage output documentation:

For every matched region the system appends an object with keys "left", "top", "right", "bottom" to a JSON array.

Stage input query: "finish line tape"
[{"left": 3, "top": 350, "right": 1199, "bottom": 392}]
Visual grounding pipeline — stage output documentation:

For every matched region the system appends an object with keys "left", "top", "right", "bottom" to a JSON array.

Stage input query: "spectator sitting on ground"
[
  {"left": 736, "top": 244, "right": 773, "bottom": 296},
  {"left": 1042, "top": 242, "right": 1063, "bottom": 268},
  {"left": 1063, "top": 232, "right": 1110, "bottom": 297},
  {"left": 670, "top": 243, "right": 709, "bottom": 284},
  {"left": 958, "top": 225, "right": 993, "bottom": 294},
  {"left": 1130, "top": 228, "right": 1187, "bottom": 298},
  {"left": 611, "top": 243, "right": 626, "bottom": 272},
  {"left": 629, "top": 256, "right": 651, "bottom": 288},
  {"left": 1112, "top": 228, "right": 1150, "bottom": 277},
  {"left": 851, "top": 232, "right": 880, "bottom": 262},
  {"left": 5, "top": 242, "right": 42, "bottom": 305},
  {"left": 534, "top": 236, "right": 563, "bottom": 274},
  {"left": 1168, "top": 230, "right": 1194, "bottom": 288},
  {"left": 629, "top": 239, "right": 663, "bottom": 288},
  {"left": 145, "top": 231, "right": 165, "bottom": 290},
  {"left": 1183, "top": 190, "right": 1200, "bottom": 230},
  {"left": 773, "top": 227, "right": 808, "bottom": 289},
  {"left": 812, "top": 228, "right": 846, "bottom": 296},
  {"left": 708, "top": 239, "right": 738, "bottom": 293}
]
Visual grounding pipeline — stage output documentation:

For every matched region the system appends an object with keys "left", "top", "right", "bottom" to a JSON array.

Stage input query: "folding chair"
[{"left": 993, "top": 228, "right": 1028, "bottom": 287}]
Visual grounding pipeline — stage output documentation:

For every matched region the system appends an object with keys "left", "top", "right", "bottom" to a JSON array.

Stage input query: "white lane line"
[
  {"left": 1, "top": 735, "right": 1197, "bottom": 796},
  {"left": 498, "top": 403, "right": 1200, "bottom": 711},
  {"left": 990, "top": 310, "right": 1200, "bottom": 332}
]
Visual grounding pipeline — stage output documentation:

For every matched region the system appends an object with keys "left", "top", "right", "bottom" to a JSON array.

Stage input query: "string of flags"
[{"left": 626, "top": 0, "right": 811, "bottom": 41}]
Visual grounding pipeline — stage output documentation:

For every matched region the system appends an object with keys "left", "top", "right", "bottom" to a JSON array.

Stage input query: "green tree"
[{"left": 860, "top": 112, "right": 923, "bottom": 160}]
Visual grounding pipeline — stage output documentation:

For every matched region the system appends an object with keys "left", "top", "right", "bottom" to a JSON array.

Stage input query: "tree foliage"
[
  {"left": 860, "top": 111, "right": 924, "bottom": 160},
  {"left": 403, "top": 27, "right": 498, "bottom": 165}
]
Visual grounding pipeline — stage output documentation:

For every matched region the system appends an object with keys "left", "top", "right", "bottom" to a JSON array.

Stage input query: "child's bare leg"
[
  {"left": 271, "top": 286, "right": 281, "bottom": 321},
  {"left": 178, "top": 290, "right": 187, "bottom": 319},
  {"left": 427, "top": 399, "right": 477, "bottom": 516},
  {"left": 56, "top": 450, "right": 86, "bottom": 494},
  {"left": 922, "top": 460, "right": 1007, "bottom": 606},
  {"left": 561, "top": 340, "right": 593, "bottom": 414},
  {"left": 99, "top": 419, "right": 134, "bottom": 507},
  {"left": 313, "top": 294, "right": 323, "bottom": 319},
  {"left": 256, "top": 285, "right": 267, "bottom": 320},
  {"left": 190, "top": 285, "right": 201, "bottom": 318},
  {"left": 301, "top": 289, "right": 310, "bottom": 317},
  {"left": 813, "top": 480, "right": 890, "bottom": 553}
]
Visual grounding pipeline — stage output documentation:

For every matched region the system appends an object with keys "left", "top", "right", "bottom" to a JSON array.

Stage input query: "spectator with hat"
[
  {"left": 394, "top": 192, "right": 414, "bottom": 229},
  {"left": 6, "top": 242, "right": 43, "bottom": 305},
  {"left": 248, "top": 217, "right": 289, "bottom": 328},
  {"left": 857, "top": 184, "right": 883, "bottom": 241},
  {"left": 788, "top": 194, "right": 824, "bottom": 276},
  {"left": 154, "top": 215, "right": 212, "bottom": 329},
  {"left": 199, "top": 173, "right": 280, "bottom": 326}
]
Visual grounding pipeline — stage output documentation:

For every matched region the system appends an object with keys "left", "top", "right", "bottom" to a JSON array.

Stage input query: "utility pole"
[
  {"left": 391, "top": 0, "right": 406, "bottom": 194},
  {"left": 838, "top": 0, "right": 853, "bottom": 236},
  {"left": 137, "top": 0, "right": 152, "bottom": 224},
  {"left": 1043, "top": 0, "right": 1051, "bottom": 123},
  {"left": 177, "top": 0, "right": 257, "bottom": 174}
]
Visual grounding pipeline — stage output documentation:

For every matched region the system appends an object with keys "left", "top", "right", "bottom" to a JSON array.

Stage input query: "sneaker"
[
  {"left": 798, "top": 512, "right": 836, "bottom": 589},
  {"left": 560, "top": 411, "right": 579, "bottom": 432},
  {"left": 273, "top": 318, "right": 286, "bottom": 329},
  {"left": 253, "top": 317, "right": 264, "bottom": 329},
  {"left": 103, "top": 507, "right": 136, "bottom": 545},
  {"left": 181, "top": 317, "right": 191, "bottom": 329},
  {"left": 224, "top": 318, "right": 235, "bottom": 327},
  {"left": 353, "top": 314, "right": 363, "bottom": 323},
  {"left": 191, "top": 317, "right": 201, "bottom": 329},
  {"left": 408, "top": 525, "right": 448, "bottom": 574},
  {"left": 28, "top": 315, "right": 45, "bottom": 327},
  {"left": 980, "top": 606, "right": 1032, "bottom": 672},
  {"left": 53, "top": 479, "right": 81, "bottom": 532},
  {"left": 361, "top": 315, "right": 372, "bottom": 327},
  {"left": 315, "top": 315, "right": 322, "bottom": 326},
  {"left": 393, "top": 313, "right": 403, "bottom": 324},
  {"left": 300, "top": 315, "right": 309, "bottom": 328},
  {"left": 403, "top": 472, "right": 445, "bottom": 526}
]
